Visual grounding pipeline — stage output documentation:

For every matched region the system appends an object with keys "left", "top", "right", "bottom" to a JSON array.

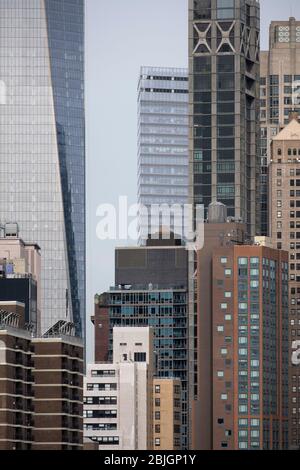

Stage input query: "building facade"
[
  {"left": 260, "top": 17, "right": 300, "bottom": 235},
  {"left": 84, "top": 327, "right": 154, "bottom": 450},
  {"left": 211, "top": 243, "right": 289, "bottom": 450},
  {"left": 193, "top": 221, "right": 289, "bottom": 449},
  {"left": 0, "top": 303, "right": 83, "bottom": 450},
  {"left": 95, "top": 287, "right": 188, "bottom": 449},
  {"left": 0, "top": 303, "right": 33, "bottom": 450},
  {"left": 153, "top": 378, "right": 182, "bottom": 451},
  {"left": 0, "top": 226, "right": 41, "bottom": 333},
  {"left": 0, "top": 1, "right": 85, "bottom": 336},
  {"left": 138, "top": 67, "right": 189, "bottom": 242},
  {"left": 32, "top": 323, "right": 84, "bottom": 451},
  {"left": 269, "top": 116, "right": 300, "bottom": 449},
  {"left": 188, "top": 0, "right": 260, "bottom": 237},
  {"left": 193, "top": 209, "right": 247, "bottom": 449}
]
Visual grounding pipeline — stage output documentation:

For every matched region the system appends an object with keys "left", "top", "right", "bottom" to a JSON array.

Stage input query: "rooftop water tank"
[{"left": 207, "top": 202, "right": 227, "bottom": 224}]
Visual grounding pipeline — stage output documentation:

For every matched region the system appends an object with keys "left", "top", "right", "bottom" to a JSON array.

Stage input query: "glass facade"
[
  {"left": 137, "top": 67, "right": 189, "bottom": 242},
  {"left": 106, "top": 288, "right": 188, "bottom": 449},
  {"left": 0, "top": 1, "right": 85, "bottom": 336},
  {"left": 190, "top": 0, "right": 260, "bottom": 237}
]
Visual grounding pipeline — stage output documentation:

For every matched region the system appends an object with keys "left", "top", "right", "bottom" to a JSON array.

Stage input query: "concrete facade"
[{"left": 84, "top": 327, "right": 154, "bottom": 450}]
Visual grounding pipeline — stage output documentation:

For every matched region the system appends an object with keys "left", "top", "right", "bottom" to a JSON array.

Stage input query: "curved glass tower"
[{"left": 0, "top": 0, "right": 85, "bottom": 337}]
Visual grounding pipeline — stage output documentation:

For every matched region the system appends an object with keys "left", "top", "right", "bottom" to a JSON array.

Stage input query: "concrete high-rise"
[
  {"left": 260, "top": 18, "right": 300, "bottom": 235},
  {"left": 268, "top": 116, "right": 300, "bottom": 449},
  {"left": 189, "top": 0, "right": 260, "bottom": 237},
  {"left": 0, "top": 1, "right": 85, "bottom": 336},
  {"left": 138, "top": 67, "right": 189, "bottom": 243}
]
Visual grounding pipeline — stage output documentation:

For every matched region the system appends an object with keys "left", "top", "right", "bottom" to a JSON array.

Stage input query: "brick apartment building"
[{"left": 0, "top": 303, "right": 83, "bottom": 450}]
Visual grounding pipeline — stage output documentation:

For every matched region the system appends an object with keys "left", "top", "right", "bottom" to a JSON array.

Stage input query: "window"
[
  {"left": 155, "top": 399, "right": 161, "bottom": 407},
  {"left": 134, "top": 352, "right": 146, "bottom": 362},
  {"left": 221, "top": 257, "right": 228, "bottom": 264},
  {"left": 91, "top": 370, "right": 115, "bottom": 377},
  {"left": 155, "top": 412, "right": 160, "bottom": 420},
  {"left": 217, "top": 325, "right": 224, "bottom": 332},
  {"left": 251, "top": 419, "right": 260, "bottom": 426},
  {"left": 217, "top": 0, "right": 234, "bottom": 19},
  {"left": 155, "top": 425, "right": 160, "bottom": 434},
  {"left": 221, "top": 394, "right": 228, "bottom": 400},
  {"left": 225, "top": 314, "right": 232, "bottom": 321},
  {"left": 225, "top": 292, "right": 232, "bottom": 298},
  {"left": 155, "top": 385, "right": 160, "bottom": 394},
  {"left": 217, "top": 371, "right": 224, "bottom": 378},
  {"left": 225, "top": 269, "right": 232, "bottom": 276},
  {"left": 239, "top": 442, "right": 248, "bottom": 449},
  {"left": 155, "top": 438, "right": 160, "bottom": 447}
]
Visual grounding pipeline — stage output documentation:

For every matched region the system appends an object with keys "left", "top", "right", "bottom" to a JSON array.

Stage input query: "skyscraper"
[
  {"left": 193, "top": 208, "right": 289, "bottom": 450},
  {"left": 0, "top": 1, "right": 85, "bottom": 336},
  {"left": 138, "top": 67, "right": 189, "bottom": 242},
  {"left": 268, "top": 115, "right": 300, "bottom": 449},
  {"left": 93, "top": 235, "right": 189, "bottom": 448},
  {"left": 189, "top": 0, "right": 260, "bottom": 237},
  {"left": 260, "top": 18, "right": 300, "bottom": 235}
]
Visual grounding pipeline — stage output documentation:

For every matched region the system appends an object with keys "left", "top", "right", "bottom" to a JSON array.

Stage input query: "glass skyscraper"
[
  {"left": 137, "top": 66, "right": 189, "bottom": 243},
  {"left": 189, "top": 0, "right": 260, "bottom": 237},
  {"left": 0, "top": 0, "right": 85, "bottom": 336}
]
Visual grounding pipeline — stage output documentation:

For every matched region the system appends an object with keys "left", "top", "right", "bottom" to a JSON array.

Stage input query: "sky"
[{"left": 85, "top": 0, "right": 300, "bottom": 361}]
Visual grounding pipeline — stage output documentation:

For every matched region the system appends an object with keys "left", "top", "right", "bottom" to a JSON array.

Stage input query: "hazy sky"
[{"left": 85, "top": 0, "right": 300, "bottom": 360}]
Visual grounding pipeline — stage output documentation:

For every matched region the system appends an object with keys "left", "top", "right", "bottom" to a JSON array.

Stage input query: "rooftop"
[{"left": 273, "top": 118, "right": 300, "bottom": 141}]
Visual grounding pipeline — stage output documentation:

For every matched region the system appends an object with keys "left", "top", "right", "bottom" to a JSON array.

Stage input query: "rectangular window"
[{"left": 134, "top": 352, "right": 146, "bottom": 362}]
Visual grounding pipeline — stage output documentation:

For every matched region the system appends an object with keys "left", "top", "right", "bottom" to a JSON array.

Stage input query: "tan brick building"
[
  {"left": 153, "top": 378, "right": 182, "bottom": 451},
  {"left": 269, "top": 116, "right": 300, "bottom": 449},
  {"left": 260, "top": 17, "right": 300, "bottom": 235}
]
